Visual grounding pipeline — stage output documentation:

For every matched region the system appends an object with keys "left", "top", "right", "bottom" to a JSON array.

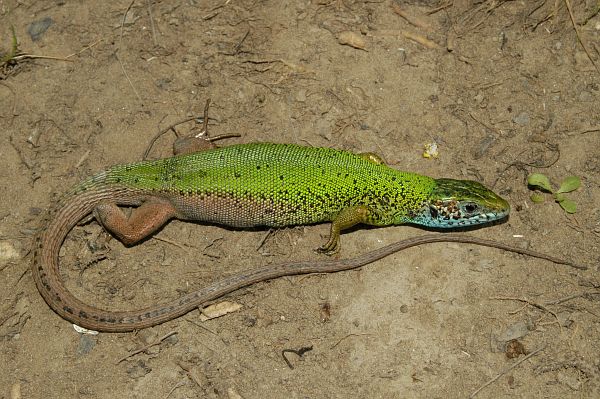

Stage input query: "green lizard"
[{"left": 33, "top": 142, "right": 526, "bottom": 332}]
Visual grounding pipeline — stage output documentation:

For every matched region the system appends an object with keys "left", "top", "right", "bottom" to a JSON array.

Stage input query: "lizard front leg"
[
  {"left": 93, "top": 200, "right": 178, "bottom": 246},
  {"left": 318, "top": 205, "right": 371, "bottom": 255}
]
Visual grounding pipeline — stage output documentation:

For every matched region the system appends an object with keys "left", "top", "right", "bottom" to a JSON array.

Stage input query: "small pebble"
[
  {"left": 10, "top": 382, "right": 21, "bottom": 399},
  {"left": 337, "top": 31, "right": 367, "bottom": 50},
  {"left": 126, "top": 360, "right": 152, "bottom": 379},
  {"left": 295, "top": 89, "right": 307, "bottom": 102},
  {"left": 497, "top": 320, "right": 531, "bottom": 342},
  {"left": 474, "top": 135, "right": 496, "bottom": 159},
  {"left": 473, "top": 92, "right": 485, "bottom": 105},
  {"left": 227, "top": 387, "right": 244, "bottom": 399},
  {"left": 28, "top": 17, "right": 53, "bottom": 41},
  {"left": 578, "top": 91, "right": 593, "bottom": 102},
  {"left": 512, "top": 112, "right": 530, "bottom": 125},
  {"left": 77, "top": 335, "right": 97, "bottom": 356},
  {"left": 398, "top": 48, "right": 407, "bottom": 63},
  {"left": 0, "top": 241, "right": 20, "bottom": 264}
]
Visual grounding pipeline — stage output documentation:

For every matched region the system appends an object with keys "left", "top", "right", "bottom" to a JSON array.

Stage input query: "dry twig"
[
  {"left": 143, "top": 116, "right": 200, "bottom": 159},
  {"left": 116, "top": 331, "right": 178, "bottom": 364},
  {"left": 146, "top": 0, "right": 158, "bottom": 46},
  {"left": 391, "top": 3, "right": 432, "bottom": 31},
  {"left": 469, "top": 346, "right": 545, "bottom": 398},
  {"left": 564, "top": 0, "right": 600, "bottom": 74},
  {"left": 117, "top": 0, "right": 143, "bottom": 104},
  {"left": 401, "top": 30, "right": 441, "bottom": 49}
]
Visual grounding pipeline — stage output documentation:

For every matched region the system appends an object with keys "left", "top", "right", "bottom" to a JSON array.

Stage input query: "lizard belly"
[{"left": 170, "top": 193, "right": 334, "bottom": 228}]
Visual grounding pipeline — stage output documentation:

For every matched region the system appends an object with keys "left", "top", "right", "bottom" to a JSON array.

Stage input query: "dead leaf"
[
  {"left": 337, "top": 31, "right": 367, "bottom": 51},
  {"left": 200, "top": 301, "right": 243, "bottom": 321}
]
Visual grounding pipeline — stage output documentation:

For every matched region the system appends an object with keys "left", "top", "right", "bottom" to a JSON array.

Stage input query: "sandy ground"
[{"left": 1, "top": 0, "right": 600, "bottom": 398}]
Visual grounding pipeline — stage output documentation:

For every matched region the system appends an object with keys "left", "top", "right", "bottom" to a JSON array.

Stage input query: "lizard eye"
[{"left": 463, "top": 202, "right": 478, "bottom": 214}]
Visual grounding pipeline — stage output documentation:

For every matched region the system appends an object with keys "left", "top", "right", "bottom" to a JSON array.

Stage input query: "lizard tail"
[{"left": 31, "top": 184, "right": 162, "bottom": 332}]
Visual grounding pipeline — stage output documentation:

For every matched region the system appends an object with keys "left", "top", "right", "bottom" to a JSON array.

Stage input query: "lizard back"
[{"left": 98, "top": 143, "right": 436, "bottom": 227}]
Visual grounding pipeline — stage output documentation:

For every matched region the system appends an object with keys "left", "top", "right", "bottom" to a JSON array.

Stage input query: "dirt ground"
[{"left": 1, "top": 0, "right": 599, "bottom": 398}]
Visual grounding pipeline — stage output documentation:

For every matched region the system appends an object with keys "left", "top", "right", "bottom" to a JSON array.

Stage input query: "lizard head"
[{"left": 410, "top": 178, "right": 510, "bottom": 228}]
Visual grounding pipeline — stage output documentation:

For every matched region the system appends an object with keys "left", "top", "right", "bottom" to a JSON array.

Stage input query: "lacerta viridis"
[{"left": 34, "top": 142, "right": 566, "bottom": 332}]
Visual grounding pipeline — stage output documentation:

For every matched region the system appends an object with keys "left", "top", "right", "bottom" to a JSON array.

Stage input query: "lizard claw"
[{"left": 316, "top": 238, "right": 340, "bottom": 256}]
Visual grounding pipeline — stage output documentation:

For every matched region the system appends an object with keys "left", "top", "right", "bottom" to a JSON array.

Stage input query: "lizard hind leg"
[
  {"left": 93, "top": 200, "right": 178, "bottom": 246},
  {"left": 173, "top": 136, "right": 216, "bottom": 156},
  {"left": 173, "top": 98, "right": 217, "bottom": 156},
  {"left": 318, "top": 205, "right": 371, "bottom": 255}
]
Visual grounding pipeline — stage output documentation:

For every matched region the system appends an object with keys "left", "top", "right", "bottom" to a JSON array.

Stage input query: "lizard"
[{"left": 32, "top": 141, "right": 583, "bottom": 332}]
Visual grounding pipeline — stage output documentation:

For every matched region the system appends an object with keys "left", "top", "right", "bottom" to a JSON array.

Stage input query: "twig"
[
  {"left": 142, "top": 116, "right": 199, "bottom": 159},
  {"left": 391, "top": 3, "right": 432, "bottom": 31},
  {"left": 233, "top": 30, "right": 250, "bottom": 55},
  {"left": 184, "top": 318, "right": 218, "bottom": 336},
  {"left": 1, "top": 25, "right": 73, "bottom": 65},
  {"left": 66, "top": 38, "right": 103, "bottom": 59},
  {"left": 401, "top": 30, "right": 441, "bottom": 49},
  {"left": 143, "top": 100, "right": 240, "bottom": 159},
  {"left": 469, "top": 346, "right": 545, "bottom": 398},
  {"left": 152, "top": 235, "right": 188, "bottom": 251},
  {"left": 9, "top": 134, "right": 35, "bottom": 170},
  {"left": 143, "top": 99, "right": 210, "bottom": 159},
  {"left": 564, "top": 0, "right": 600, "bottom": 74},
  {"left": 490, "top": 296, "right": 562, "bottom": 331},
  {"left": 256, "top": 229, "right": 274, "bottom": 252},
  {"left": 426, "top": 1, "right": 453, "bottom": 15},
  {"left": 120, "top": 0, "right": 136, "bottom": 46},
  {"left": 10, "top": 54, "right": 73, "bottom": 62},
  {"left": 281, "top": 346, "right": 313, "bottom": 369},
  {"left": 115, "top": 330, "right": 177, "bottom": 364},
  {"left": 146, "top": 0, "right": 158, "bottom": 46},
  {"left": 203, "top": 0, "right": 231, "bottom": 20},
  {"left": 566, "top": 126, "right": 600, "bottom": 136},
  {"left": 117, "top": 0, "right": 143, "bottom": 104},
  {"left": 330, "top": 333, "right": 370, "bottom": 349},
  {"left": 115, "top": 52, "right": 143, "bottom": 104},
  {"left": 196, "top": 98, "right": 211, "bottom": 139},
  {"left": 544, "top": 291, "right": 600, "bottom": 305},
  {"left": 490, "top": 296, "right": 559, "bottom": 319},
  {"left": 74, "top": 149, "right": 91, "bottom": 169},
  {"left": 165, "top": 381, "right": 186, "bottom": 398}
]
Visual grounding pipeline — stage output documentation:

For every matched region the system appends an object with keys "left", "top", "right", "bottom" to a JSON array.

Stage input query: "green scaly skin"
[{"left": 33, "top": 143, "right": 510, "bottom": 331}]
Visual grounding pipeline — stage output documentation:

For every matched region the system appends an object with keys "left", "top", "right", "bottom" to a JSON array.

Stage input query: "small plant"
[
  {"left": 0, "top": 25, "right": 19, "bottom": 65},
  {"left": 1, "top": 24, "right": 70, "bottom": 78},
  {"left": 527, "top": 173, "right": 580, "bottom": 214}
]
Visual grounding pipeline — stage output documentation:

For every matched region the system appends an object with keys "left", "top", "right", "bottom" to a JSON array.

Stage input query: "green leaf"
[
  {"left": 557, "top": 176, "right": 581, "bottom": 194},
  {"left": 527, "top": 173, "right": 553, "bottom": 192},
  {"left": 530, "top": 193, "right": 545, "bottom": 203},
  {"left": 558, "top": 198, "right": 577, "bottom": 214},
  {"left": 554, "top": 192, "right": 565, "bottom": 202}
]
